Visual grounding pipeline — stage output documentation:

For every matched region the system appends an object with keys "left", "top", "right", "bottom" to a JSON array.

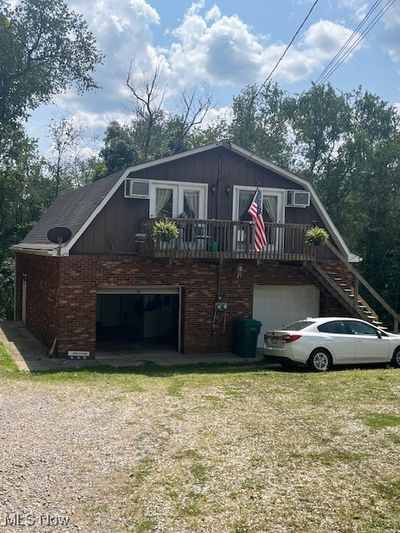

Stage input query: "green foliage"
[
  {"left": 0, "top": 0, "right": 102, "bottom": 318},
  {"left": 229, "top": 83, "right": 292, "bottom": 168},
  {"left": 98, "top": 114, "right": 202, "bottom": 177},
  {"left": 0, "top": 257, "right": 14, "bottom": 318},
  {"left": 0, "top": 342, "right": 21, "bottom": 377},
  {"left": 0, "top": 0, "right": 103, "bottom": 123},
  {"left": 151, "top": 219, "right": 180, "bottom": 242},
  {"left": 305, "top": 227, "right": 330, "bottom": 246},
  {"left": 99, "top": 121, "right": 139, "bottom": 176}
]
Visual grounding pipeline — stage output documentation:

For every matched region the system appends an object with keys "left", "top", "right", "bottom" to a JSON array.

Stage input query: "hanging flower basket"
[{"left": 305, "top": 226, "right": 329, "bottom": 246}]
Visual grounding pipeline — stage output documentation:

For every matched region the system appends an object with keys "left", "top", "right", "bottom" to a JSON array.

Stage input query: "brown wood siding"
[
  {"left": 71, "top": 146, "right": 328, "bottom": 255},
  {"left": 72, "top": 184, "right": 149, "bottom": 254}
]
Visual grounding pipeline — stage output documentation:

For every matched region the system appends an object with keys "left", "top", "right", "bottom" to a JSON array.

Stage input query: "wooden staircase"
[{"left": 304, "top": 241, "right": 400, "bottom": 333}]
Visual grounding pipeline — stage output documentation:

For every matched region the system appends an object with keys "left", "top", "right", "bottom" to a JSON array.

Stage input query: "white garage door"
[{"left": 253, "top": 285, "right": 320, "bottom": 347}]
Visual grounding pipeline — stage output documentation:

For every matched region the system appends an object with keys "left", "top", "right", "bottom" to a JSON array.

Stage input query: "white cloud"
[
  {"left": 69, "top": 110, "right": 132, "bottom": 129},
  {"left": 200, "top": 105, "right": 233, "bottom": 129},
  {"left": 302, "top": 19, "right": 355, "bottom": 56},
  {"left": 340, "top": 0, "right": 400, "bottom": 65},
  {"left": 59, "top": 0, "right": 164, "bottom": 120},
  {"left": 339, "top": 0, "right": 370, "bottom": 20},
  {"left": 165, "top": 4, "right": 358, "bottom": 87},
  {"left": 380, "top": 3, "right": 400, "bottom": 63},
  {"left": 40, "top": 1, "right": 361, "bottom": 136},
  {"left": 205, "top": 5, "right": 222, "bottom": 22}
]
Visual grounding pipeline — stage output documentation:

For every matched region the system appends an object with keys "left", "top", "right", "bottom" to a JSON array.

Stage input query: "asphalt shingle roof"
[{"left": 19, "top": 170, "right": 124, "bottom": 246}]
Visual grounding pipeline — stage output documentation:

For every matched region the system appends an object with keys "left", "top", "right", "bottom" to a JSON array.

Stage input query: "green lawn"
[{"left": 1, "top": 343, "right": 400, "bottom": 532}]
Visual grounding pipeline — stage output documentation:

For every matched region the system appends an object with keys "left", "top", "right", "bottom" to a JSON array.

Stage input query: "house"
[{"left": 12, "top": 141, "right": 399, "bottom": 359}]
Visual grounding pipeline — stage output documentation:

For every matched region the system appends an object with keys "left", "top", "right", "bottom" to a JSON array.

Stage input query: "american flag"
[{"left": 248, "top": 189, "right": 267, "bottom": 252}]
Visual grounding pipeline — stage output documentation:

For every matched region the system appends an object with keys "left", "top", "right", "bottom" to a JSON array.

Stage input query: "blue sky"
[{"left": 27, "top": 0, "right": 400, "bottom": 153}]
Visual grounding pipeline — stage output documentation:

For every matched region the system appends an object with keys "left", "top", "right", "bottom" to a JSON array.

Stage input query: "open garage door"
[
  {"left": 253, "top": 285, "right": 320, "bottom": 347},
  {"left": 96, "top": 287, "right": 181, "bottom": 353}
]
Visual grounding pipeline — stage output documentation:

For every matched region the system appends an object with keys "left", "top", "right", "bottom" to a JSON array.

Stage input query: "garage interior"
[{"left": 96, "top": 291, "right": 180, "bottom": 353}]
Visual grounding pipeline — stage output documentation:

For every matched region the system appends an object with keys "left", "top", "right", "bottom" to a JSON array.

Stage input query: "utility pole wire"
[
  {"left": 317, "top": 0, "right": 398, "bottom": 85},
  {"left": 315, "top": 0, "right": 382, "bottom": 85},
  {"left": 235, "top": 1, "right": 321, "bottom": 175},
  {"left": 254, "top": 0, "right": 320, "bottom": 99}
]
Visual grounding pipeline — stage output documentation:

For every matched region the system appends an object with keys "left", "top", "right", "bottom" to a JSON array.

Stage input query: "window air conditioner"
[
  {"left": 286, "top": 190, "right": 310, "bottom": 208},
  {"left": 124, "top": 178, "right": 150, "bottom": 198}
]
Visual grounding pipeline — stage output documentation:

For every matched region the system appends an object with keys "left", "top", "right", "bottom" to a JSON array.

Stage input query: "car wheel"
[
  {"left": 308, "top": 349, "right": 332, "bottom": 372},
  {"left": 392, "top": 348, "right": 400, "bottom": 368}
]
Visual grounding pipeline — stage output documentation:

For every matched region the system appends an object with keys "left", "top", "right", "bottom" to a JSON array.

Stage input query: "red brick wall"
[
  {"left": 15, "top": 254, "right": 60, "bottom": 349},
  {"left": 15, "top": 254, "right": 349, "bottom": 357}
]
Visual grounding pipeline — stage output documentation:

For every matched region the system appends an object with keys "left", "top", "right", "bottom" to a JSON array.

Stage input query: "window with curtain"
[
  {"left": 263, "top": 195, "right": 278, "bottom": 223},
  {"left": 238, "top": 190, "right": 278, "bottom": 222},
  {"left": 236, "top": 189, "right": 280, "bottom": 246},
  {"left": 183, "top": 190, "right": 200, "bottom": 218},
  {"left": 238, "top": 190, "right": 254, "bottom": 221},
  {"left": 156, "top": 188, "right": 173, "bottom": 217}
]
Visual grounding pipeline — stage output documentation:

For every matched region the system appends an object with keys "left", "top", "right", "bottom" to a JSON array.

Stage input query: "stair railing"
[{"left": 324, "top": 241, "right": 400, "bottom": 333}]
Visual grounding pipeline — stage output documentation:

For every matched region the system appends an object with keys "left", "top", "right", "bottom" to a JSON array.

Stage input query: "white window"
[
  {"left": 233, "top": 187, "right": 285, "bottom": 223},
  {"left": 233, "top": 187, "right": 285, "bottom": 250},
  {"left": 154, "top": 186, "right": 177, "bottom": 218},
  {"left": 150, "top": 182, "right": 207, "bottom": 219}
]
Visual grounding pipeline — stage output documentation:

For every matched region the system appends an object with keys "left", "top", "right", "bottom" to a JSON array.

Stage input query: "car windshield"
[{"left": 282, "top": 320, "right": 315, "bottom": 331}]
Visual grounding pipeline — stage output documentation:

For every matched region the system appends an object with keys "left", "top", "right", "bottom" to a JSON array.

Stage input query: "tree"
[
  {"left": 0, "top": 0, "right": 103, "bottom": 124},
  {"left": 226, "top": 83, "right": 293, "bottom": 168},
  {"left": 167, "top": 86, "right": 213, "bottom": 154},
  {"left": 99, "top": 121, "right": 139, "bottom": 177},
  {"left": 126, "top": 59, "right": 166, "bottom": 163},
  {"left": 47, "top": 115, "right": 98, "bottom": 195},
  {"left": 124, "top": 58, "right": 214, "bottom": 164},
  {"left": 287, "top": 84, "right": 353, "bottom": 223},
  {"left": 0, "top": 0, "right": 103, "bottom": 319}
]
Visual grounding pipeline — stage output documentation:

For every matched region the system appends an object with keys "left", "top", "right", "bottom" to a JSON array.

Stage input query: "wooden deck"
[{"left": 139, "top": 219, "right": 321, "bottom": 261}]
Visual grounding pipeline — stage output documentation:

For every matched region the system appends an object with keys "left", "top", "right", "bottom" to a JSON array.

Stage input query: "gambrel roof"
[{"left": 13, "top": 141, "right": 359, "bottom": 261}]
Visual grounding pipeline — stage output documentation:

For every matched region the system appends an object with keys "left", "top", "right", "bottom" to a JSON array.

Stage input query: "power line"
[
  {"left": 315, "top": 0, "right": 382, "bottom": 85},
  {"left": 317, "top": 0, "right": 398, "bottom": 85},
  {"left": 318, "top": 0, "right": 397, "bottom": 84},
  {"left": 254, "top": 0, "right": 320, "bottom": 98}
]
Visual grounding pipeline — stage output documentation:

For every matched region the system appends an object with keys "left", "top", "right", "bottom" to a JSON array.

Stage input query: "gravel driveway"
[
  {"left": 1, "top": 368, "right": 400, "bottom": 533},
  {"left": 0, "top": 379, "right": 176, "bottom": 533}
]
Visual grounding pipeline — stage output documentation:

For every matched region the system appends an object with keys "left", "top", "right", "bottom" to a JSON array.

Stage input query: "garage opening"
[{"left": 96, "top": 288, "right": 180, "bottom": 354}]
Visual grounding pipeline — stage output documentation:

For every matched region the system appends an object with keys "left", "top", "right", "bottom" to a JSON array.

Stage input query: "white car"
[{"left": 263, "top": 317, "right": 400, "bottom": 372}]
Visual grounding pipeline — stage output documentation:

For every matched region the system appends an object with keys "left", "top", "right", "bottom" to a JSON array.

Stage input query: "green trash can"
[{"left": 233, "top": 317, "right": 262, "bottom": 358}]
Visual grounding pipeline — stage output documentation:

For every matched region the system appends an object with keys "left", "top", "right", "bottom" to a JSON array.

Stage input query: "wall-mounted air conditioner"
[
  {"left": 286, "top": 190, "right": 310, "bottom": 208},
  {"left": 124, "top": 178, "right": 150, "bottom": 199}
]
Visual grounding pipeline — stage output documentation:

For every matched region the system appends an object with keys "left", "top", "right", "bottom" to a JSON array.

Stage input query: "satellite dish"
[{"left": 47, "top": 227, "right": 72, "bottom": 244}]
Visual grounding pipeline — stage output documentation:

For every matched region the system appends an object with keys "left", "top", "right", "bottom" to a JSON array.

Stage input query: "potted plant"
[
  {"left": 305, "top": 226, "right": 329, "bottom": 259},
  {"left": 305, "top": 226, "right": 329, "bottom": 248},
  {"left": 152, "top": 219, "right": 180, "bottom": 249}
]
